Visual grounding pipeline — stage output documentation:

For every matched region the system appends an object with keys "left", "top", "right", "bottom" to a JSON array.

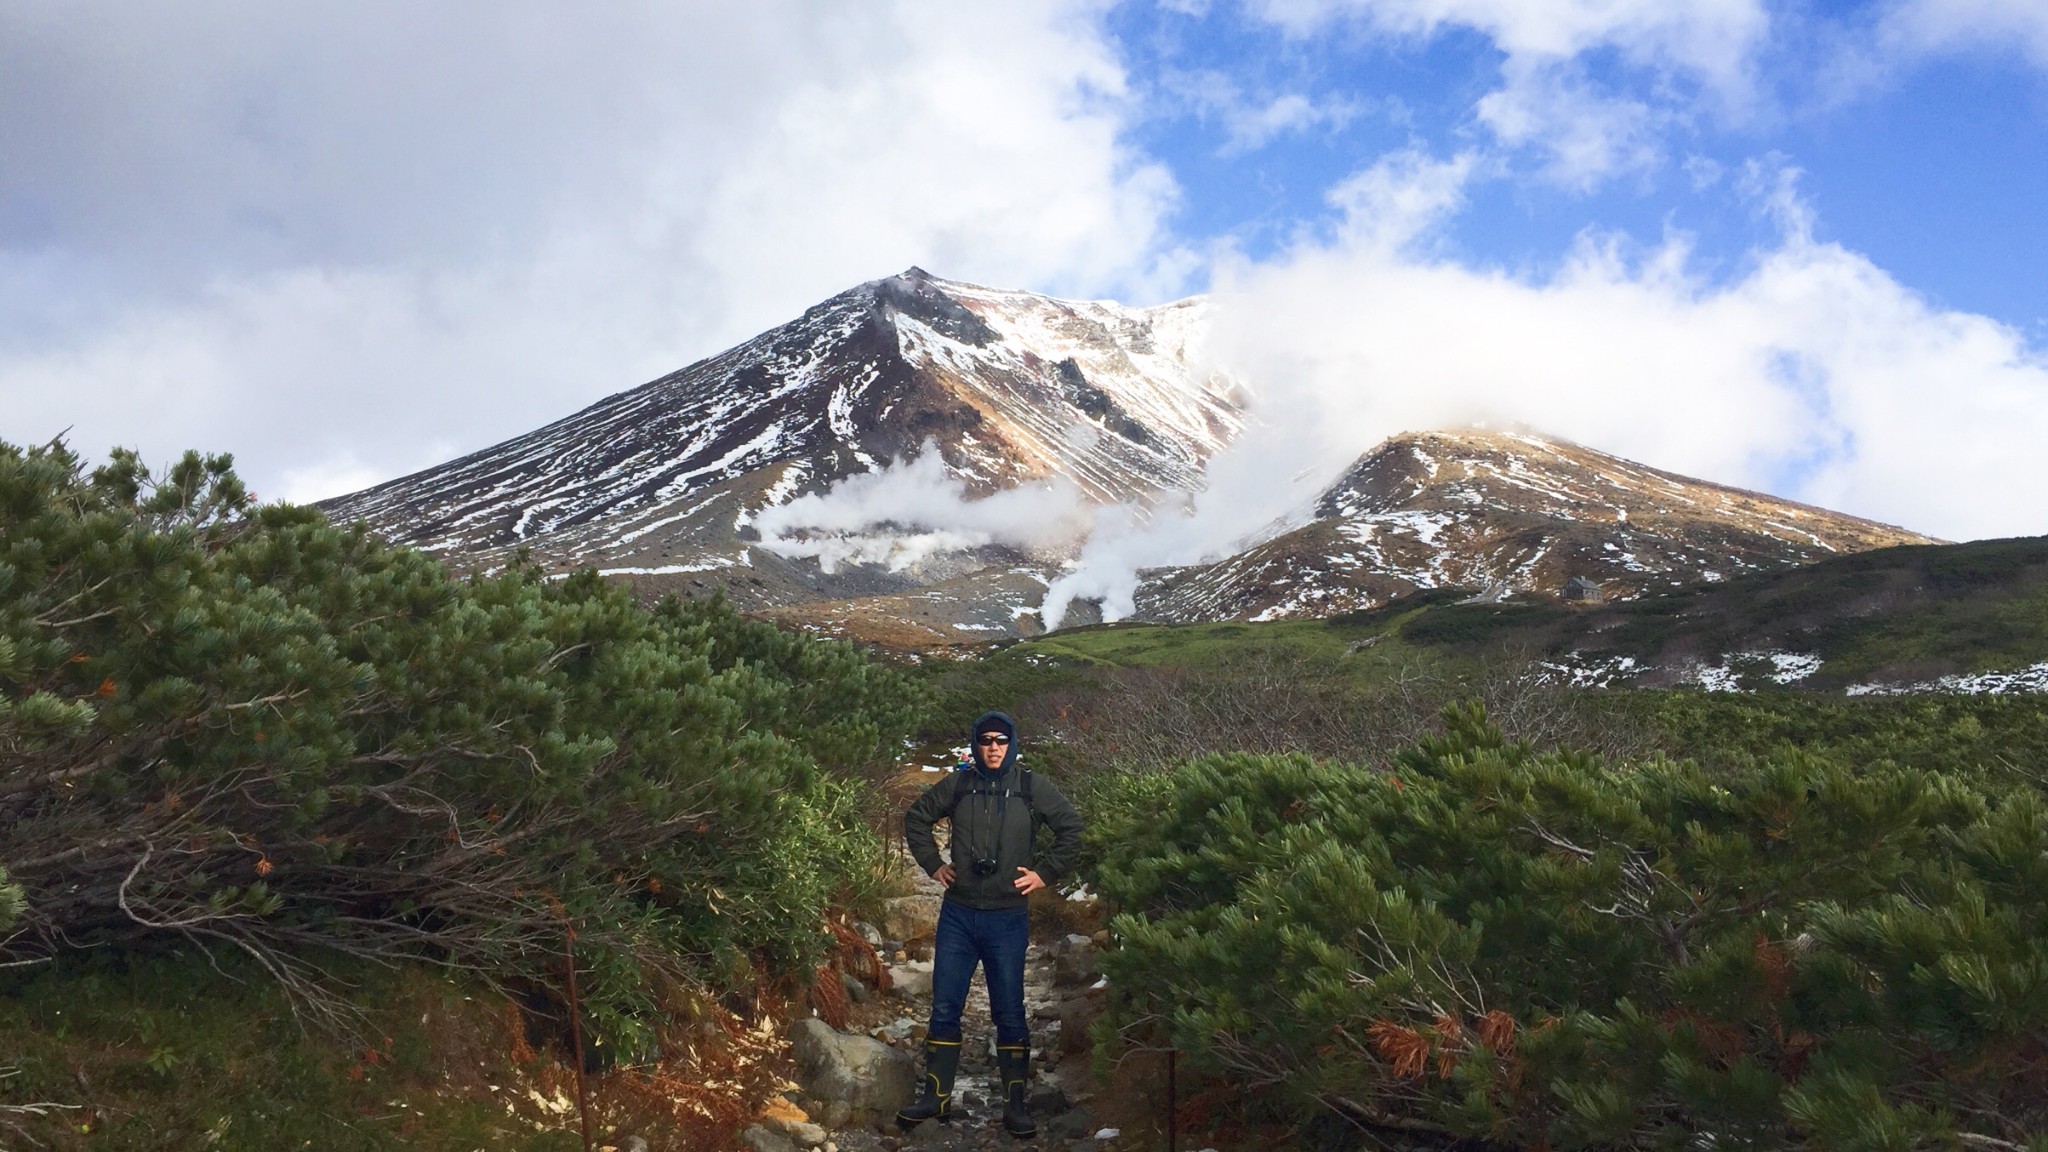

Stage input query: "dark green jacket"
[{"left": 904, "top": 715, "right": 1084, "bottom": 911}]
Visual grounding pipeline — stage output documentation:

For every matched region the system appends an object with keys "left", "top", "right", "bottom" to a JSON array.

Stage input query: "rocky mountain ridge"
[
  {"left": 322, "top": 268, "right": 1239, "bottom": 615},
  {"left": 322, "top": 271, "right": 1937, "bottom": 649},
  {"left": 1133, "top": 429, "right": 1936, "bottom": 625}
]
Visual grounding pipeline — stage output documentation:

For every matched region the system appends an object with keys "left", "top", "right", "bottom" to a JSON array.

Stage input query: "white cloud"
[
  {"left": 1224, "top": 92, "right": 1364, "bottom": 152},
  {"left": 1041, "top": 149, "right": 2048, "bottom": 624},
  {"left": 1204, "top": 152, "right": 2048, "bottom": 544},
  {"left": 1250, "top": 0, "right": 1769, "bottom": 184},
  {"left": 1253, "top": 0, "right": 1767, "bottom": 82},
  {"left": 1682, "top": 153, "right": 1728, "bottom": 190},
  {"left": 1167, "top": 71, "right": 1368, "bottom": 153},
  {"left": 1882, "top": 0, "right": 2048, "bottom": 68},
  {"left": 1473, "top": 61, "right": 1663, "bottom": 189},
  {"left": 0, "top": 1, "right": 1182, "bottom": 501},
  {"left": 1324, "top": 147, "right": 1478, "bottom": 253}
]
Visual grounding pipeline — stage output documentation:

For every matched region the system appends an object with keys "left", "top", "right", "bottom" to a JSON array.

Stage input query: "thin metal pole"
[
  {"left": 1166, "top": 1047, "right": 1177, "bottom": 1152},
  {"left": 564, "top": 920, "right": 595, "bottom": 1152}
]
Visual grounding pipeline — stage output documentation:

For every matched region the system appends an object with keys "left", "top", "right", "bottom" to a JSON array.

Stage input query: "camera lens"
[{"left": 973, "top": 858, "right": 998, "bottom": 877}]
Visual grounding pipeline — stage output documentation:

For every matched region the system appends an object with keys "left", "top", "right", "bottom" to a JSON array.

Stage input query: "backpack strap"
[
  {"left": 943, "top": 768, "right": 1036, "bottom": 823},
  {"left": 944, "top": 770, "right": 967, "bottom": 821}
]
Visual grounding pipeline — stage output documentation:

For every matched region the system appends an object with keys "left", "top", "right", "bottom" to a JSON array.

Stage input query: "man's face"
[{"left": 976, "top": 732, "right": 1009, "bottom": 770}]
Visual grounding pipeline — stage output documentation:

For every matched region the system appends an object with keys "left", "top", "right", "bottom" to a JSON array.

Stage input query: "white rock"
[
  {"left": 788, "top": 1019, "right": 917, "bottom": 1120},
  {"left": 886, "top": 961, "right": 933, "bottom": 998}
]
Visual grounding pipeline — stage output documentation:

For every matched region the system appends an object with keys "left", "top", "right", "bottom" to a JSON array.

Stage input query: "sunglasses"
[{"left": 976, "top": 734, "right": 1011, "bottom": 746}]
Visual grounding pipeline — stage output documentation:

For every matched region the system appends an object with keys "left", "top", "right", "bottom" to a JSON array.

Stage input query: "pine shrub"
[
  {"left": 0, "top": 440, "right": 923, "bottom": 1043},
  {"left": 1095, "top": 704, "right": 2048, "bottom": 1150}
]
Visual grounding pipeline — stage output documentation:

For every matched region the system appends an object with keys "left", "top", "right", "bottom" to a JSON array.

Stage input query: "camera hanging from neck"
[
  {"left": 972, "top": 777, "right": 1009, "bottom": 878},
  {"left": 949, "top": 759, "right": 1034, "bottom": 878}
]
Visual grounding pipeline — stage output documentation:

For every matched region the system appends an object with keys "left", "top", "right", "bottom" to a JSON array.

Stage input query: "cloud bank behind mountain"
[{"left": 3, "top": 0, "right": 2045, "bottom": 559}]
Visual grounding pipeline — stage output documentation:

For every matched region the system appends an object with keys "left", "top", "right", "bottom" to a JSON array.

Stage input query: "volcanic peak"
[
  {"left": 1132, "top": 429, "right": 1939, "bottom": 625},
  {"left": 320, "top": 268, "right": 1239, "bottom": 609}
]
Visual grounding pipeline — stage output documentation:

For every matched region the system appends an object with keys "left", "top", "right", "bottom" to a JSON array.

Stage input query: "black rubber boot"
[
  {"left": 895, "top": 1037, "right": 961, "bottom": 1129},
  {"left": 998, "top": 1044, "right": 1037, "bottom": 1139}
]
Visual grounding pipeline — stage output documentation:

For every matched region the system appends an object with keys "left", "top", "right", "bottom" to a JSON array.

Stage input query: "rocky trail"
[{"left": 736, "top": 853, "right": 1119, "bottom": 1152}]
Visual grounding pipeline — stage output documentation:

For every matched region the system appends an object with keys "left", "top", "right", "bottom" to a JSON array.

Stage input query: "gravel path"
[{"left": 820, "top": 861, "right": 1109, "bottom": 1152}]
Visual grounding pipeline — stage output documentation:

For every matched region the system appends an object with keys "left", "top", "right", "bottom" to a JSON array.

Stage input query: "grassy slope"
[
  {"left": 980, "top": 536, "right": 2048, "bottom": 694},
  {"left": 1393, "top": 535, "right": 2048, "bottom": 688},
  {"left": 915, "top": 539, "right": 2048, "bottom": 788},
  {"left": 915, "top": 595, "right": 1457, "bottom": 739},
  {"left": 1007, "top": 591, "right": 1470, "bottom": 673}
]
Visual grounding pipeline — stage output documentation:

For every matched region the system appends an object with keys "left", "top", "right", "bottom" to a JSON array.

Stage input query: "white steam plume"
[
  {"left": 754, "top": 445, "right": 1094, "bottom": 573},
  {"left": 1038, "top": 423, "right": 1333, "bottom": 628}
]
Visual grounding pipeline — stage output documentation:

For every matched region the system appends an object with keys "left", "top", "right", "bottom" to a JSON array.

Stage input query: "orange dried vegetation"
[
  {"left": 1432, "top": 1014, "right": 1466, "bottom": 1078},
  {"left": 504, "top": 999, "right": 538, "bottom": 1065},
  {"left": 1477, "top": 1009, "right": 1517, "bottom": 1056},
  {"left": 1662, "top": 1007, "right": 1746, "bottom": 1066},
  {"left": 827, "top": 917, "right": 890, "bottom": 993},
  {"left": 1753, "top": 933, "right": 1792, "bottom": 1002},
  {"left": 593, "top": 985, "right": 793, "bottom": 1150},
  {"left": 810, "top": 964, "right": 849, "bottom": 1029},
  {"left": 1367, "top": 1019, "right": 1430, "bottom": 1080}
]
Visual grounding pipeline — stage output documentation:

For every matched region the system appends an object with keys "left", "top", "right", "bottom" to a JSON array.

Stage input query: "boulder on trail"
[
  {"left": 740, "top": 1125, "right": 800, "bottom": 1152},
  {"left": 1044, "top": 1104, "right": 1099, "bottom": 1142},
  {"left": 1052, "top": 933, "right": 1100, "bottom": 987},
  {"left": 789, "top": 1017, "right": 916, "bottom": 1125},
  {"left": 880, "top": 894, "right": 941, "bottom": 943},
  {"left": 885, "top": 960, "right": 933, "bottom": 999},
  {"left": 1058, "top": 991, "right": 1105, "bottom": 1054}
]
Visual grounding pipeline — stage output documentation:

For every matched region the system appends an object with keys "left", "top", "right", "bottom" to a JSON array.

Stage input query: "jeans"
[{"left": 926, "top": 900, "right": 1029, "bottom": 1047}]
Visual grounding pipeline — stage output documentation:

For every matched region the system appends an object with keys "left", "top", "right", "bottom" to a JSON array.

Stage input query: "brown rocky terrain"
[{"left": 1132, "top": 429, "right": 1938, "bottom": 624}]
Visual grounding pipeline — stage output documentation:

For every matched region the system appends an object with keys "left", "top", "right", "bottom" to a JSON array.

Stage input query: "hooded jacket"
[{"left": 904, "top": 711, "right": 1085, "bottom": 911}]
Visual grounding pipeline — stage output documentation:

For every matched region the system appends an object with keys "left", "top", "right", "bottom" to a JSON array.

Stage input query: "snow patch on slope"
[
  {"left": 1686, "top": 652, "right": 1824, "bottom": 692},
  {"left": 1848, "top": 662, "right": 2048, "bottom": 696}
]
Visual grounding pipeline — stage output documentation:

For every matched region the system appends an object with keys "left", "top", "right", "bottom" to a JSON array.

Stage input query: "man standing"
[{"left": 897, "top": 711, "right": 1084, "bottom": 1139}]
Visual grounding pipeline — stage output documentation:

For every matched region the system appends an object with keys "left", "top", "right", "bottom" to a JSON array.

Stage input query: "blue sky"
[
  {"left": 1108, "top": 1, "right": 2048, "bottom": 331},
  {"left": 1, "top": 1, "right": 2045, "bottom": 539}
]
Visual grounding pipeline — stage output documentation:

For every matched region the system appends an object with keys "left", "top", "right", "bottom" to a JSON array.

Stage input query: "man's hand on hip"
[
  {"left": 1012, "top": 867, "right": 1045, "bottom": 895},
  {"left": 933, "top": 863, "right": 955, "bottom": 885}
]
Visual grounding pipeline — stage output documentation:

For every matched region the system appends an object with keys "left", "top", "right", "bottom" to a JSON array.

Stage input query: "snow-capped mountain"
[
  {"left": 1134, "top": 430, "right": 1938, "bottom": 624},
  {"left": 321, "top": 268, "right": 1241, "bottom": 611},
  {"left": 323, "top": 272, "right": 1936, "bottom": 648}
]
